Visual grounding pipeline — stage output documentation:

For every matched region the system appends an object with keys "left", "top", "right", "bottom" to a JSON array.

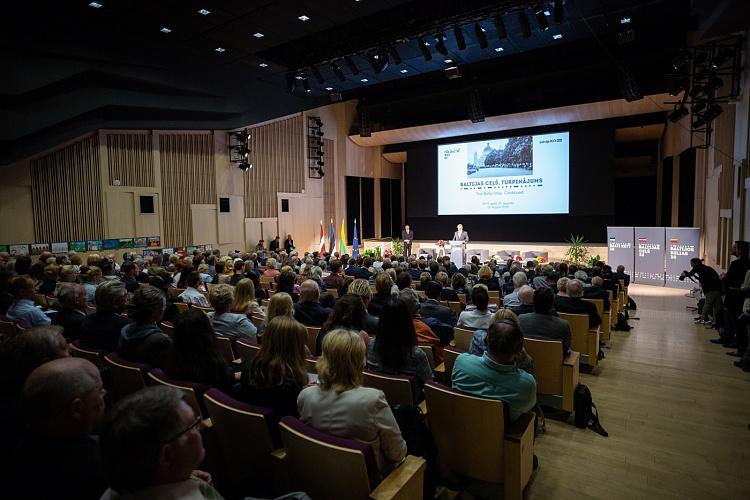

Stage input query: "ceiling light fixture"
[
  {"left": 160, "top": 27, "right": 172, "bottom": 33},
  {"left": 417, "top": 38, "right": 432, "bottom": 61},
  {"left": 360, "top": 78, "right": 369, "bottom": 83},
  {"left": 444, "top": 59, "right": 453, "bottom": 64},
  {"left": 474, "top": 23, "right": 488, "bottom": 49},
  {"left": 454, "top": 26, "right": 466, "bottom": 50},
  {"left": 331, "top": 62, "right": 346, "bottom": 82},
  {"left": 494, "top": 47, "right": 504, "bottom": 52},
  {"left": 89, "top": 2, "right": 103, "bottom": 8},
  {"left": 344, "top": 56, "right": 359, "bottom": 75},
  {"left": 253, "top": 32, "right": 264, "bottom": 38},
  {"left": 325, "top": 86, "right": 333, "bottom": 91},
  {"left": 494, "top": 14, "right": 507, "bottom": 39},
  {"left": 388, "top": 45, "right": 402, "bottom": 65},
  {"left": 310, "top": 65, "right": 324, "bottom": 84},
  {"left": 553, "top": 34, "right": 563, "bottom": 39},
  {"left": 534, "top": 5, "right": 550, "bottom": 31},
  {"left": 198, "top": 8, "right": 210, "bottom": 15},
  {"left": 620, "top": 16, "right": 631, "bottom": 24},
  {"left": 298, "top": 15, "right": 310, "bottom": 21},
  {"left": 668, "top": 106, "right": 689, "bottom": 122},
  {"left": 215, "top": 47, "right": 226, "bottom": 53},
  {"left": 435, "top": 34, "right": 448, "bottom": 56},
  {"left": 400, "top": 69, "right": 408, "bottom": 73},
  {"left": 303, "top": 79, "right": 311, "bottom": 93},
  {"left": 259, "top": 63, "right": 269, "bottom": 68},
  {"left": 519, "top": 11, "right": 532, "bottom": 38}
]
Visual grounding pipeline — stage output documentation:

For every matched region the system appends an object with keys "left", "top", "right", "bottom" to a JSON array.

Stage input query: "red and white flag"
[{"left": 319, "top": 220, "right": 326, "bottom": 253}]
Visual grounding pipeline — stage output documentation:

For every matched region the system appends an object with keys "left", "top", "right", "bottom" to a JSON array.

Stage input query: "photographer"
[{"left": 681, "top": 258, "right": 722, "bottom": 327}]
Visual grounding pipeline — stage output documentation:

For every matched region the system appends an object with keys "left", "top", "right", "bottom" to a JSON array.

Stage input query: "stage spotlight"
[
  {"left": 454, "top": 25, "right": 466, "bottom": 50},
  {"left": 474, "top": 23, "right": 488, "bottom": 49},
  {"left": 435, "top": 34, "right": 448, "bottom": 56},
  {"left": 518, "top": 11, "right": 532, "bottom": 38},
  {"left": 238, "top": 160, "right": 251, "bottom": 171},
  {"left": 692, "top": 98, "right": 707, "bottom": 113},
  {"left": 286, "top": 73, "right": 296, "bottom": 93},
  {"left": 671, "top": 49, "right": 691, "bottom": 70},
  {"left": 666, "top": 75, "right": 688, "bottom": 97},
  {"left": 553, "top": 0, "right": 564, "bottom": 24},
  {"left": 712, "top": 46, "right": 733, "bottom": 68},
  {"left": 493, "top": 13, "right": 507, "bottom": 39},
  {"left": 231, "top": 128, "right": 249, "bottom": 142},
  {"left": 310, "top": 65, "right": 324, "bottom": 84},
  {"left": 331, "top": 62, "right": 346, "bottom": 82},
  {"left": 693, "top": 104, "right": 723, "bottom": 128},
  {"left": 367, "top": 50, "right": 388, "bottom": 74},
  {"left": 344, "top": 56, "right": 359, "bottom": 75},
  {"left": 388, "top": 45, "right": 402, "bottom": 65},
  {"left": 303, "top": 78, "right": 311, "bottom": 93},
  {"left": 534, "top": 5, "right": 550, "bottom": 31},
  {"left": 668, "top": 106, "right": 689, "bottom": 122},
  {"left": 617, "top": 65, "right": 643, "bottom": 102},
  {"left": 417, "top": 37, "right": 432, "bottom": 61}
]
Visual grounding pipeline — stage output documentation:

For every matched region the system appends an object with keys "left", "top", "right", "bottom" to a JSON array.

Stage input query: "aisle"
[{"left": 528, "top": 284, "right": 750, "bottom": 499}]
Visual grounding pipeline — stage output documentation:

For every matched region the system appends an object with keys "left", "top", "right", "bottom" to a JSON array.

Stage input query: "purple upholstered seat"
[{"left": 103, "top": 352, "right": 151, "bottom": 401}]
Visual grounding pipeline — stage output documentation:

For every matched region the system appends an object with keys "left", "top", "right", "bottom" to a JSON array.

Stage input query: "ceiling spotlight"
[
  {"left": 325, "top": 86, "right": 333, "bottom": 91},
  {"left": 552, "top": 34, "right": 563, "bottom": 39},
  {"left": 286, "top": 73, "right": 296, "bottom": 93},
  {"left": 692, "top": 98, "right": 707, "bottom": 113},
  {"left": 454, "top": 25, "right": 466, "bottom": 50},
  {"left": 310, "top": 65, "right": 324, "bottom": 84},
  {"left": 160, "top": 27, "right": 172, "bottom": 33},
  {"left": 331, "top": 62, "right": 346, "bottom": 81},
  {"left": 494, "top": 47, "right": 504, "bottom": 52},
  {"left": 417, "top": 38, "right": 432, "bottom": 61},
  {"left": 712, "top": 47, "right": 734, "bottom": 68},
  {"left": 259, "top": 63, "right": 269, "bottom": 68},
  {"left": 493, "top": 14, "right": 507, "bottom": 39},
  {"left": 474, "top": 24, "right": 488, "bottom": 49},
  {"left": 553, "top": 0, "right": 564, "bottom": 24},
  {"left": 303, "top": 79, "right": 311, "bottom": 93},
  {"left": 519, "top": 11, "right": 532, "bottom": 38},
  {"left": 668, "top": 106, "right": 689, "bottom": 122},
  {"left": 444, "top": 59, "right": 453, "bottom": 64},
  {"left": 238, "top": 161, "right": 251, "bottom": 171},
  {"left": 198, "top": 8, "right": 210, "bottom": 15},
  {"left": 360, "top": 78, "right": 369, "bottom": 83},
  {"left": 253, "top": 32, "right": 264, "bottom": 38},
  {"left": 367, "top": 51, "right": 388, "bottom": 74},
  {"left": 693, "top": 104, "right": 723, "bottom": 128},
  {"left": 666, "top": 75, "right": 688, "bottom": 96},
  {"left": 671, "top": 50, "right": 692, "bottom": 70},
  {"left": 435, "top": 34, "right": 448, "bottom": 56},
  {"left": 388, "top": 45, "right": 402, "bottom": 65},
  {"left": 298, "top": 15, "right": 310, "bottom": 21},
  {"left": 215, "top": 47, "right": 226, "bottom": 53},
  {"left": 344, "top": 56, "right": 359, "bottom": 75},
  {"left": 534, "top": 5, "right": 550, "bottom": 31},
  {"left": 620, "top": 16, "right": 631, "bottom": 24},
  {"left": 400, "top": 69, "right": 408, "bottom": 74},
  {"left": 89, "top": 1, "right": 102, "bottom": 8}
]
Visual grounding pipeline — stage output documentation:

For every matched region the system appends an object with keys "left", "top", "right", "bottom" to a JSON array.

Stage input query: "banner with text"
[
  {"left": 606, "top": 227, "right": 634, "bottom": 275},
  {"left": 665, "top": 227, "right": 701, "bottom": 289},
  {"left": 633, "top": 227, "right": 665, "bottom": 285}
]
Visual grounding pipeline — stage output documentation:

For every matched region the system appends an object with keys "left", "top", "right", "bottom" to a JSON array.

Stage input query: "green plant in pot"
[
  {"left": 565, "top": 234, "right": 589, "bottom": 266},
  {"left": 391, "top": 237, "right": 404, "bottom": 257}
]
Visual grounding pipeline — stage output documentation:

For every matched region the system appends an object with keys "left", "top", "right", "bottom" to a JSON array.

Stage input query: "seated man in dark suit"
[
  {"left": 344, "top": 258, "right": 359, "bottom": 277},
  {"left": 614, "top": 265, "right": 630, "bottom": 287},
  {"left": 80, "top": 281, "right": 132, "bottom": 352},
  {"left": 518, "top": 287, "right": 572, "bottom": 354},
  {"left": 419, "top": 281, "right": 457, "bottom": 326},
  {"left": 583, "top": 276, "right": 611, "bottom": 311},
  {"left": 510, "top": 285, "right": 535, "bottom": 316},
  {"left": 407, "top": 260, "right": 423, "bottom": 281},
  {"left": 293, "top": 280, "right": 331, "bottom": 327},
  {"left": 554, "top": 279, "right": 601, "bottom": 329},
  {"left": 51, "top": 283, "right": 88, "bottom": 340}
]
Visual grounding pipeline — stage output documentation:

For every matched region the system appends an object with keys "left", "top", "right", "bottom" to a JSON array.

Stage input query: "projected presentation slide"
[{"left": 437, "top": 131, "right": 569, "bottom": 215}]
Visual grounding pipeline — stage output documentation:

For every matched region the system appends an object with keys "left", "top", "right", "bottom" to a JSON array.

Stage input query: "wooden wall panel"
[
  {"left": 30, "top": 135, "right": 104, "bottom": 242},
  {"left": 106, "top": 134, "right": 154, "bottom": 187},
  {"left": 159, "top": 134, "right": 216, "bottom": 247},
  {"left": 715, "top": 105, "right": 736, "bottom": 210},
  {"left": 244, "top": 115, "right": 305, "bottom": 218},
  {"left": 323, "top": 138, "right": 335, "bottom": 230}
]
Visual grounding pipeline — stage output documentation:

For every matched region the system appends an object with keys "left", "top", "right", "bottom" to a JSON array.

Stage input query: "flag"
[
  {"left": 339, "top": 218, "right": 347, "bottom": 255},
  {"left": 352, "top": 219, "right": 359, "bottom": 257},
  {"left": 328, "top": 219, "right": 335, "bottom": 255},
  {"left": 319, "top": 220, "right": 326, "bottom": 254}
]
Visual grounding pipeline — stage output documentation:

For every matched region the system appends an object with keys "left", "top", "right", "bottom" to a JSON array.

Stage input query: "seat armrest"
[
  {"left": 369, "top": 455, "right": 426, "bottom": 500},
  {"left": 563, "top": 351, "right": 580, "bottom": 367},
  {"left": 433, "top": 362, "right": 445, "bottom": 374},
  {"left": 504, "top": 412, "right": 534, "bottom": 442}
]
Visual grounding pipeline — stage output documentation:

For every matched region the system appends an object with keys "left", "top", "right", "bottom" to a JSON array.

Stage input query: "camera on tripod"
[{"left": 678, "top": 270, "right": 689, "bottom": 281}]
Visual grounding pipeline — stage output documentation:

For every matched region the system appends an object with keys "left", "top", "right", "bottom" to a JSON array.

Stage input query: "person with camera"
[{"left": 681, "top": 258, "right": 722, "bottom": 328}]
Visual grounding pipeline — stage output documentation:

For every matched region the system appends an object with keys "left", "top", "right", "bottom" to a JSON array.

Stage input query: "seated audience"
[
  {"left": 582, "top": 276, "right": 611, "bottom": 311},
  {"left": 177, "top": 272, "right": 210, "bottom": 307},
  {"left": 7, "top": 276, "right": 51, "bottom": 326},
  {"left": 147, "top": 274, "right": 180, "bottom": 324},
  {"left": 452, "top": 320, "right": 537, "bottom": 422},
  {"left": 399, "top": 288, "right": 443, "bottom": 363},
  {"left": 166, "top": 310, "right": 235, "bottom": 391},
  {"left": 519, "top": 287, "right": 572, "bottom": 354},
  {"left": 458, "top": 286, "right": 493, "bottom": 329},
  {"left": 347, "top": 278, "right": 379, "bottom": 335},
  {"left": 500, "top": 271, "right": 514, "bottom": 296},
  {"left": 614, "top": 264, "right": 630, "bottom": 287},
  {"left": 298, "top": 329, "right": 407, "bottom": 474},
  {"left": 556, "top": 276, "right": 569, "bottom": 296},
  {"left": 207, "top": 284, "right": 257, "bottom": 341},
  {"left": 119, "top": 285, "right": 172, "bottom": 368},
  {"left": 10, "top": 357, "right": 106, "bottom": 499},
  {"left": 80, "top": 266, "right": 103, "bottom": 304},
  {"left": 229, "top": 259, "right": 246, "bottom": 286},
  {"left": 51, "top": 283, "right": 88, "bottom": 339},
  {"left": 99, "top": 386, "right": 219, "bottom": 499},
  {"left": 230, "top": 277, "right": 264, "bottom": 318},
  {"left": 38, "top": 265, "right": 58, "bottom": 295},
  {"left": 80, "top": 281, "right": 132, "bottom": 352},
  {"left": 555, "top": 279, "right": 601, "bottom": 329},
  {"left": 119, "top": 261, "right": 140, "bottom": 293},
  {"left": 416, "top": 271, "right": 432, "bottom": 291},
  {"left": 241, "top": 316, "right": 308, "bottom": 418},
  {"left": 336, "top": 275, "right": 355, "bottom": 299},
  {"left": 262, "top": 258, "right": 280, "bottom": 279},
  {"left": 502, "top": 271, "right": 528, "bottom": 307},
  {"left": 510, "top": 285, "right": 535, "bottom": 316},
  {"left": 420, "top": 281, "right": 457, "bottom": 326},
  {"left": 367, "top": 300, "right": 433, "bottom": 401},
  {"left": 322, "top": 259, "right": 343, "bottom": 290},
  {"left": 435, "top": 271, "right": 459, "bottom": 301},
  {"left": 395, "top": 271, "right": 412, "bottom": 291},
  {"left": 477, "top": 265, "right": 500, "bottom": 291},
  {"left": 293, "top": 280, "right": 331, "bottom": 327},
  {"left": 316, "top": 294, "right": 369, "bottom": 356},
  {"left": 368, "top": 272, "right": 393, "bottom": 317},
  {"left": 276, "top": 271, "right": 300, "bottom": 302}
]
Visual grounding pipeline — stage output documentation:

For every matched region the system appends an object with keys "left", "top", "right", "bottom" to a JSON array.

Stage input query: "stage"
[{"left": 411, "top": 240, "right": 608, "bottom": 263}]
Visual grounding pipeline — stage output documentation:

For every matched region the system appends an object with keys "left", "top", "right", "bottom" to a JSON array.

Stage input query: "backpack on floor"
[
  {"left": 614, "top": 312, "right": 632, "bottom": 331},
  {"left": 573, "top": 384, "right": 608, "bottom": 437}
]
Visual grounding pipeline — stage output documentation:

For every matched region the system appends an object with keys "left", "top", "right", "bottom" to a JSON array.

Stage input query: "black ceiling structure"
[{"left": 1, "top": 0, "right": 736, "bottom": 164}]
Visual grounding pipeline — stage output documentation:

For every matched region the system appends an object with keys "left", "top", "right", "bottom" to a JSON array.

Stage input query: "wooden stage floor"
[{"left": 527, "top": 284, "right": 750, "bottom": 499}]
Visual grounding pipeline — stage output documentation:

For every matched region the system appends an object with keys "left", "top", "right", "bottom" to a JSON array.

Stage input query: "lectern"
[{"left": 450, "top": 241, "right": 465, "bottom": 266}]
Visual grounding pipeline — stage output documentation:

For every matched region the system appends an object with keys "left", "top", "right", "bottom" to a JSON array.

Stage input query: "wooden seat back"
[
  {"left": 417, "top": 344, "right": 436, "bottom": 369},
  {"left": 305, "top": 326, "right": 321, "bottom": 355},
  {"left": 147, "top": 369, "right": 207, "bottom": 418},
  {"left": 582, "top": 298, "right": 604, "bottom": 319},
  {"left": 453, "top": 327, "right": 475, "bottom": 351},
  {"left": 215, "top": 335, "right": 235, "bottom": 362},
  {"left": 103, "top": 353, "right": 149, "bottom": 401},
  {"left": 448, "top": 301, "right": 462, "bottom": 316},
  {"left": 235, "top": 338, "right": 261, "bottom": 363},
  {"left": 69, "top": 341, "right": 105, "bottom": 368},
  {"left": 169, "top": 288, "right": 185, "bottom": 299},
  {"left": 558, "top": 312, "right": 599, "bottom": 367},
  {"left": 362, "top": 371, "right": 414, "bottom": 406},
  {"left": 159, "top": 321, "right": 174, "bottom": 339}
]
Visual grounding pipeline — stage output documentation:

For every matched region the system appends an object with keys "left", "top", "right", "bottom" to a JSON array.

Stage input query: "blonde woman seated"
[
  {"left": 231, "top": 278, "right": 264, "bottom": 319},
  {"left": 262, "top": 258, "right": 280, "bottom": 279},
  {"left": 207, "top": 284, "right": 257, "bottom": 341},
  {"left": 79, "top": 266, "right": 103, "bottom": 304},
  {"left": 298, "top": 329, "right": 407, "bottom": 475}
]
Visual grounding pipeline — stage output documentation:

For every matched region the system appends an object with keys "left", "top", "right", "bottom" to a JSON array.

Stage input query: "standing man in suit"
[
  {"left": 284, "top": 234, "right": 295, "bottom": 254},
  {"left": 402, "top": 224, "right": 414, "bottom": 257},
  {"left": 453, "top": 223, "right": 469, "bottom": 244}
]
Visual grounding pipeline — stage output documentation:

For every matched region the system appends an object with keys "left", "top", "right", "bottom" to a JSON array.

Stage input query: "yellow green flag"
[{"left": 339, "top": 219, "right": 347, "bottom": 255}]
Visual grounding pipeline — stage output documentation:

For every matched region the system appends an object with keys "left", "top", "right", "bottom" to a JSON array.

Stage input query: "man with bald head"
[
  {"left": 10, "top": 357, "right": 107, "bottom": 499},
  {"left": 293, "top": 279, "right": 331, "bottom": 327},
  {"left": 510, "top": 285, "right": 535, "bottom": 317},
  {"left": 555, "top": 278, "right": 601, "bottom": 329}
]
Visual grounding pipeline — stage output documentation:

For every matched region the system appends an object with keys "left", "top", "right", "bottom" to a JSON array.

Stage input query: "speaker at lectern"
[{"left": 450, "top": 241, "right": 465, "bottom": 267}]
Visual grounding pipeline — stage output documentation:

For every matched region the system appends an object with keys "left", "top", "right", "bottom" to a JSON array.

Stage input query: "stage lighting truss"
[
  {"left": 665, "top": 36, "right": 742, "bottom": 149},
  {"left": 307, "top": 116, "right": 325, "bottom": 178},
  {"left": 229, "top": 128, "right": 252, "bottom": 171}
]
